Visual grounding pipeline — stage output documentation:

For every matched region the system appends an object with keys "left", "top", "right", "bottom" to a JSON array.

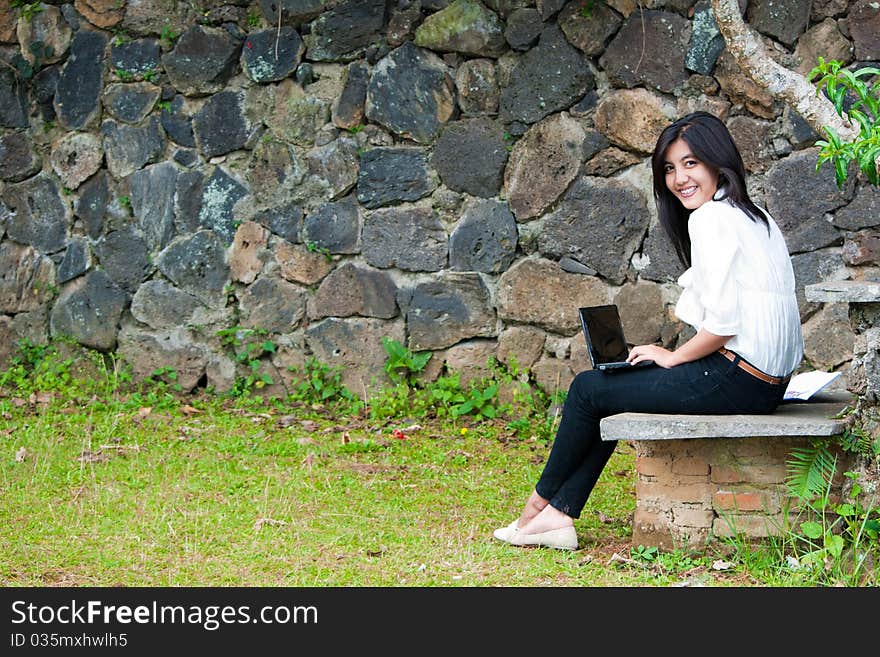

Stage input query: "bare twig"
[
  {"left": 275, "top": 2, "right": 282, "bottom": 62},
  {"left": 633, "top": 2, "right": 646, "bottom": 78}
]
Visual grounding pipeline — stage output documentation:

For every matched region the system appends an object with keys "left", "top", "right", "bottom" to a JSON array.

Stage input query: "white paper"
[{"left": 783, "top": 370, "right": 842, "bottom": 401}]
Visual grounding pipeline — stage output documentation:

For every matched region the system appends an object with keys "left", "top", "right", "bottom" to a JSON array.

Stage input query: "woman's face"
[{"left": 663, "top": 138, "right": 719, "bottom": 210}]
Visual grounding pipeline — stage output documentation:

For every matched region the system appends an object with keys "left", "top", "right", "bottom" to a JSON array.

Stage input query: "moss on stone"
[{"left": 414, "top": 0, "right": 491, "bottom": 49}]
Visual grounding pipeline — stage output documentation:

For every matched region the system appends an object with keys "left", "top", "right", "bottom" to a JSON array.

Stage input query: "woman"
[{"left": 494, "top": 111, "right": 804, "bottom": 550}]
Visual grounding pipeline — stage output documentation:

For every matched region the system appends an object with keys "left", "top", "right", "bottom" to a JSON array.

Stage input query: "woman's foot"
[
  {"left": 510, "top": 525, "right": 577, "bottom": 550},
  {"left": 493, "top": 490, "right": 550, "bottom": 544},
  {"left": 510, "top": 504, "right": 577, "bottom": 550},
  {"left": 516, "top": 503, "right": 574, "bottom": 536}
]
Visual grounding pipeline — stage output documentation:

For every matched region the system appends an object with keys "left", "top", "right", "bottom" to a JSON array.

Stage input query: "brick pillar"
[{"left": 631, "top": 436, "right": 851, "bottom": 550}]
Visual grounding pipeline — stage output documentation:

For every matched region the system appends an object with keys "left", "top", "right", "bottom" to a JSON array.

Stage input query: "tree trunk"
[{"left": 711, "top": 0, "right": 859, "bottom": 141}]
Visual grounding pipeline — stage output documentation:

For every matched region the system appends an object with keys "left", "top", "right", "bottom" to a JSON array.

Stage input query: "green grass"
[
  {"left": 0, "top": 343, "right": 872, "bottom": 587},
  {"left": 1, "top": 393, "right": 646, "bottom": 586}
]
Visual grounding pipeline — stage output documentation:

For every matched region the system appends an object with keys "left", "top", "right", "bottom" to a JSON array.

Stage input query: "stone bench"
[{"left": 599, "top": 391, "right": 855, "bottom": 550}]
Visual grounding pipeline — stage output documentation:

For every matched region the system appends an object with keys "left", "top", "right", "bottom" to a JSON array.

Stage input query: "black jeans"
[{"left": 535, "top": 351, "right": 788, "bottom": 519}]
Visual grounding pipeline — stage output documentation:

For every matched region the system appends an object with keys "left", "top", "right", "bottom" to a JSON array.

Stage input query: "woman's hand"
[
  {"left": 627, "top": 344, "right": 679, "bottom": 369},
  {"left": 627, "top": 330, "right": 732, "bottom": 369}
]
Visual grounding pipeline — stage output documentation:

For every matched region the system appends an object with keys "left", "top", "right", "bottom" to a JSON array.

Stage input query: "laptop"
[{"left": 579, "top": 305, "right": 655, "bottom": 371}]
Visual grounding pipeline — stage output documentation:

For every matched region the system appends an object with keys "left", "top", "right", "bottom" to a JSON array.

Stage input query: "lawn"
[{"left": 1, "top": 343, "right": 873, "bottom": 587}]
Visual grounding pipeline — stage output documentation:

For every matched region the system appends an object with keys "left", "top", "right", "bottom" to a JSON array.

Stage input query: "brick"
[
  {"left": 637, "top": 480, "right": 714, "bottom": 504},
  {"left": 635, "top": 455, "right": 670, "bottom": 477},
  {"left": 673, "top": 526, "right": 711, "bottom": 549},
  {"left": 671, "top": 455, "right": 710, "bottom": 476},
  {"left": 633, "top": 508, "right": 667, "bottom": 528},
  {"left": 671, "top": 506, "right": 715, "bottom": 528},
  {"left": 726, "top": 438, "right": 778, "bottom": 458},
  {"left": 713, "top": 489, "right": 775, "bottom": 512},
  {"left": 712, "top": 462, "right": 787, "bottom": 485},
  {"left": 634, "top": 442, "right": 664, "bottom": 459},
  {"left": 636, "top": 495, "right": 671, "bottom": 515},
  {"left": 712, "top": 513, "right": 786, "bottom": 538},
  {"left": 710, "top": 464, "right": 745, "bottom": 484}
]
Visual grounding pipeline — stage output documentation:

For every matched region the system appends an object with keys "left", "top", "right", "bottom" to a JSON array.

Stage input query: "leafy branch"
[{"left": 809, "top": 58, "right": 880, "bottom": 188}]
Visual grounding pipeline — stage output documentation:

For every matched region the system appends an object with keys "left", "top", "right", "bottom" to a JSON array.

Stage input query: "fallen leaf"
[
  {"left": 34, "top": 391, "right": 53, "bottom": 404},
  {"left": 340, "top": 432, "right": 351, "bottom": 445},
  {"left": 1, "top": 427, "right": 13, "bottom": 437},
  {"left": 11, "top": 398, "right": 26, "bottom": 407},
  {"left": 134, "top": 407, "right": 152, "bottom": 423},
  {"left": 276, "top": 415, "right": 297, "bottom": 428},
  {"left": 181, "top": 405, "right": 201, "bottom": 415},
  {"left": 297, "top": 437, "right": 316, "bottom": 445},
  {"left": 301, "top": 420, "right": 319, "bottom": 432},
  {"left": 403, "top": 424, "right": 423, "bottom": 433},
  {"left": 712, "top": 559, "right": 733, "bottom": 571},
  {"left": 15, "top": 446, "right": 27, "bottom": 462},
  {"left": 253, "top": 517, "right": 287, "bottom": 531},
  {"left": 301, "top": 453, "right": 317, "bottom": 468},
  {"left": 607, "top": 552, "right": 649, "bottom": 568}
]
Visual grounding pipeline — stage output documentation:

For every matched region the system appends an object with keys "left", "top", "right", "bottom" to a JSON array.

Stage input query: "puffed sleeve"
[{"left": 684, "top": 202, "right": 741, "bottom": 336}]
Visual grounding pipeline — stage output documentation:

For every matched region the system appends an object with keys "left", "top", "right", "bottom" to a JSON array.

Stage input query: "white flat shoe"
[
  {"left": 493, "top": 520, "right": 520, "bottom": 543},
  {"left": 510, "top": 526, "right": 577, "bottom": 551}
]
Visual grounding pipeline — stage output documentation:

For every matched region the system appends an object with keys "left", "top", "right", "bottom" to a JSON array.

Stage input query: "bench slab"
[{"left": 600, "top": 392, "right": 853, "bottom": 441}]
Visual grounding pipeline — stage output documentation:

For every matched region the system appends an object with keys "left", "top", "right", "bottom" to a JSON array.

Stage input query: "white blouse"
[{"left": 674, "top": 195, "right": 804, "bottom": 378}]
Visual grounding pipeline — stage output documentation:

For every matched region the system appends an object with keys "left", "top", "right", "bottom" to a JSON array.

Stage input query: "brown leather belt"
[{"left": 718, "top": 347, "right": 790, "bottom": 386}]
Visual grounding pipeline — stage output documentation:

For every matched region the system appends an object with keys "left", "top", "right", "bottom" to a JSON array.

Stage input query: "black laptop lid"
[{"left": 579, "top": 305, "right": 630, "bottom": 365}]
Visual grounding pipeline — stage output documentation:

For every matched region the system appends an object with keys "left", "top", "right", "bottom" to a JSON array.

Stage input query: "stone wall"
[{"left": 1, "top": 0, "right": 878, "bottom": 396}]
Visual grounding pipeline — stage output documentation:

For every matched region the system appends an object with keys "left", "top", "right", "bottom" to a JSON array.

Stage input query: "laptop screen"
[{"left": 579, "top": 305, "right": 629, "bottom": 364}]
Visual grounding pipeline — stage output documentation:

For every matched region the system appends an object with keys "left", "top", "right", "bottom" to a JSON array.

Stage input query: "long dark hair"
[{"left": 651, "top": 111, "right": 768, "bottom": 268}]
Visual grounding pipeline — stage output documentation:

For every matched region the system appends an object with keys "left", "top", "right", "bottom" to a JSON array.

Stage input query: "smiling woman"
[{"left": 493, "top": 112, "right": 804, "bottom": 552}]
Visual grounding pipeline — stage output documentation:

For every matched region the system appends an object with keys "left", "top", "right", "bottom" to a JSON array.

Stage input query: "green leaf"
[
  {"left": 824, "top": 126, "right": 842, "bottom": 150},
  {"left": 825, "top": 533, "right": 844, "bottom": 558},
  {"left": 835, "top": 158, "right": 848, "bottom": 188},
  {"left": 800, "top": 521, "right": 823, "bottom": 539},
  {"left": 786, "top": 443, "right": 837, "bottom": 499}
]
